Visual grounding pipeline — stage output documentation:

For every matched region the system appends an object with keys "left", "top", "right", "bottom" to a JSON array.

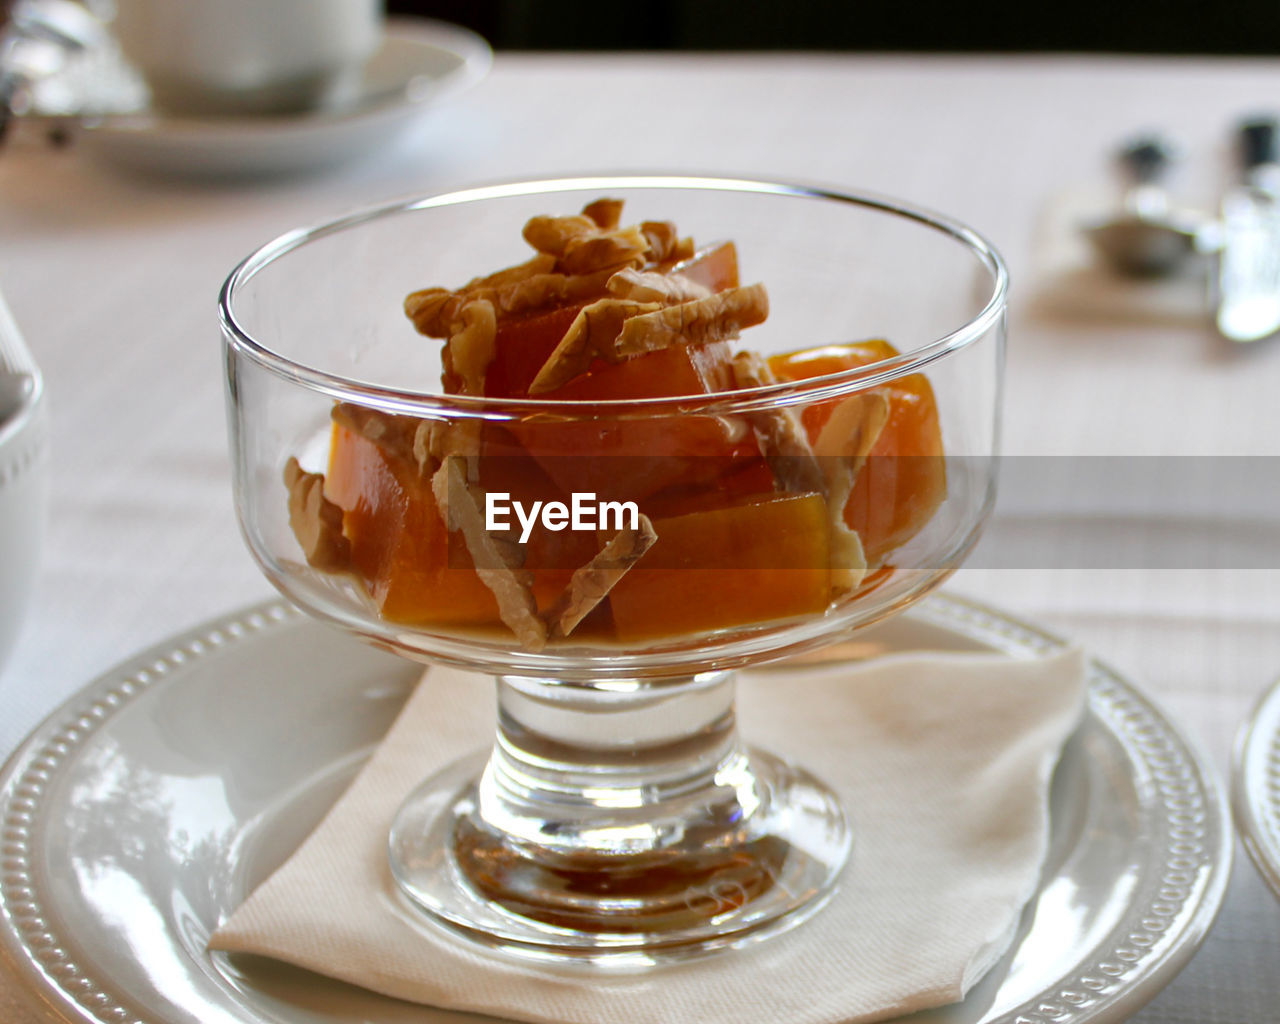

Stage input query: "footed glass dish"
[{"left": 221, "top": 175, "right": 1006, "bottom": 963}]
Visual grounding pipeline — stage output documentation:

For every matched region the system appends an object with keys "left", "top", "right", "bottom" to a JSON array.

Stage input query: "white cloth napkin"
[{"left": 210, "top": 648, "right": 1086, "bottom": 1024}]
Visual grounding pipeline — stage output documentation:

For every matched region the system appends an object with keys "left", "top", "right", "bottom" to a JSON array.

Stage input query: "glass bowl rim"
[{"left": 219, "top": 174, "right": 1008, "bottom": 419}]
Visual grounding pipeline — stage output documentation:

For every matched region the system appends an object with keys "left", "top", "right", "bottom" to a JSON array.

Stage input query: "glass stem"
[{"left": 476, "top": 671, "right": 760, "bottom": 859}]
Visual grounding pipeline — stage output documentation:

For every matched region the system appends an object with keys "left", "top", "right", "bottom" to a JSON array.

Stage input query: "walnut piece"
[
  {"left": 403, "top": 287, "right": 453, "bottom": 337},
  {"left": 408, "top": 268, "right": 619, "bottom": 340},
  {"left": 640, "top": 220, "right": 692, "bottom": 264},
  {"left": 582, "top": 197, "right": 625, "bottom": 230},
  {"left": 283, "top": 457, "right": 350, "bottom": 572},
  {"left": 522, "top": 214, "right": 600, "bottom": 257},
  {"left": 431, "top": 456, "right": 547, "bottom": 650},
  {"left": 828, "top": 519, "right": 868, "bottom": 596},
  {"left": 613, "top": 284, "right": 768, "bottom": 358},
  {"left": 405, "top": 254, "right": 557, "bottom": 337},
  {"left": 814, "top": 391, "right": 891, "bottom": 467},
  {"left": 546, "top": 516, "right": 658, "bottom": 640},
  {"left": 529, "top": 283, "right": 769, "bottom": 394},
  {"left": 523, "top": 205, "right": 651, "bottom": 276},
  {"left": 730, "top": 351, "right": 826, "bottom": 495},
  {"left": 559, "top": 225, "right": 650, "bottom": 276},
  {"left": 817, "top": 393, "right": 889, "bottom": 593},
  {"left": 448, "top": 299, "right": 497, "bottom": 396},
  {"left": 606, "top": 267, "right": 711, "bottom": 304}
]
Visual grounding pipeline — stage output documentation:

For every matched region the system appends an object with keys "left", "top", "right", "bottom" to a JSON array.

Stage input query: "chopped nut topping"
[
  {"left": 412, "top": 418, "right": 484, "bottom": 481},
  {"left": 448, "top": 299, "right": 497, "bottom": 396},
  {"left": 669, "top": 236, "right": 697, "bottom": 264},
  {"left": 284, "top": 458, "right": 350, "bottom": 572},
  {"left": 413, "top": 419, "right": 437, "bottom": 476},
  {"left": 522, "top": 214, "right": 600, "bottom": 257},
  {"left": 640, "top": 220, "right": 690, "bottom": 264},
  {"left": 546, "top": 516, "right": 658, "bottom": 639},
  {"left": 404, "top": 254, "right": 557, "bottom": 336},
  {"left": 403, "top": 287, "right": 454, "bottom": 337},
  {"left": 829, "top": 518, "right": 868, "bottom": 595},
  {"left": 730, "top": 351, "right": 826, "bottom": 495},
  {"left": 405, "top": 202, "right": 703, "bottom": 381},
  {"left": 614, "top": 284, "right": 768, "bottom": 358},
  {"left": 522, "top": 208, "right": 650, "bottom": 275},
  {"left": 529, "top": 283, "right": 769, "bottom": 394},
  {"left": 407, "top": 268, "right": 616, "bottom": 339},
  {"left": 559, "top": 225, "right": 650, "bottom": 276},
  {"left": 606, "top": 267, "right": 711, "bottom": 304},
  {"left": 581, "top": 197, "right": 625, "bottom": 230},
  {"left": 815, "top": 393, "right": 889, "bottom": 593},
  {"left": 431, "top": 456, "right": 547, "bottom": 650},
  {"left": 493, "top": 267, "right": 617, "bottom": 317},
  {"left": 814, "top": 391, "right": 890, "bottom": 467}
]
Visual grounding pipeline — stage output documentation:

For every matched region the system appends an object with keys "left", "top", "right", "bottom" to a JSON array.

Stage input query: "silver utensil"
[
  {"left": 1083, "top": 137, "right": 1216, "bottom": 277},
  {"left": 0, "top": 288, "right": 38, "bottom": 426},
  {"left": 1216, "top": 117, "right": 1280, "bottom": 342}
]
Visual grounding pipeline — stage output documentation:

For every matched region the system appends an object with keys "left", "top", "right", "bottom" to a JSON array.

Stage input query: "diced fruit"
[
  {"left": 485, "top": 302, "right": 590, "bottom": 399},
  {"left": 769, "top": 339, "right": 946, "bottom": 566},
  {"left": 639, "top": 459, "right": 778, "bottom": 519},
  {"left": 670, "top": 240, "right": 739, "bottom": 293},
  {"left": 484, "top": 243, "right": 739, "bottom": 401},
  {"left": 555, "top": 335, "right": 736, "bottom": 401},
  {"left": 512, "top": 340, "right": 771, "bottom": 504},
  {"left": 325, "top": 425, "right": 499, "bottom": 625},
  {"left": 297, "top": 201, "right": 956, "bottom": 649},
  {"left": 325, "top": 426, "right": 592, "bottom": 625},
  {"left": 608, "top": 493, "right": 831, "bottom": 641}
]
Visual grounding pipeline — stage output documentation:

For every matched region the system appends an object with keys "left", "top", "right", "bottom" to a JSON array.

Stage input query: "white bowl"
[{"left": 0, "top": 374, "right": 48, "bottom": 675}]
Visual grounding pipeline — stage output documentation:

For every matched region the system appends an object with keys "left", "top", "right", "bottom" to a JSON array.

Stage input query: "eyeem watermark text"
[{"left": 486, "top": 492, "right": 639, "bottom": 543}]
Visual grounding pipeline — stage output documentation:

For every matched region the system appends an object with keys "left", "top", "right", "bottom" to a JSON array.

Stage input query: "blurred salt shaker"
[
  {"left": 0, "top": 287, "right": 47, "bottom": 676},
  {"left": 110, "top": 0, "right": 383, "bottom": 116}
]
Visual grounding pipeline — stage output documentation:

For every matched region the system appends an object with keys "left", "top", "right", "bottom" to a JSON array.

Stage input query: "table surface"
[{"left": 2, "top": 47, "right": 1280, "bottom": 1024}]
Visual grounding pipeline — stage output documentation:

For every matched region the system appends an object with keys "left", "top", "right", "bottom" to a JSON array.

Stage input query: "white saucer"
[
  {"left": 73, "top": 19, "right": 491, "bottom": 178},
  {"left": 1233, "top": 674, "right": 1280, "bottom": 899},
  {"left": 0, "top": 595, "right": 1231, "bottom": 1024}
]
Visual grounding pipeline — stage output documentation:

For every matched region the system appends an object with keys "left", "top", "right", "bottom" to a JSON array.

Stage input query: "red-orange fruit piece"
[
  {"left": 513, "top": 340, "right": 769, "bottom": 504},
  {"left": 768, "top": 339, "right": 946, "bottom": 567},
  {"left": 607, "top": 492, "right": 832, "bottom": 641},
  {"left": 325, "top": 425, "right": 501, "bottom": 625},
  {"left": 484, "top": 302, "right": 588, "bottom": 399}
]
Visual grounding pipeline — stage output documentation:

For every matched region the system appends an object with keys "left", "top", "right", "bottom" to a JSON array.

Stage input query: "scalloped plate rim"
[
  {"left": 0, "top": 593, "right": 1233, "bottom": 1024},
  {"left": 1233, "top": 673, "right": 1280, "bottom": 898}
]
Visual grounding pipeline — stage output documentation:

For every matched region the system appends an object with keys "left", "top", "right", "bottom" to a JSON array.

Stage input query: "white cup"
[
  {"left": 111, "top": 0, "right": 384, "bottom": 117},
  {"left": 0, "top": 374, "right": 47, "bottom": 678}
]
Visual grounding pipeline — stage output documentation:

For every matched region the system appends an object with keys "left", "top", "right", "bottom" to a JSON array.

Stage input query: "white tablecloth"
[{"left": 2, "top": 48, "right": 1280, "bottom": 1024}]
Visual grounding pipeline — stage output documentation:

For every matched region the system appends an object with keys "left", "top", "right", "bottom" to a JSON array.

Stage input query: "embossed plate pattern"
[
  {"left": 1233, "top": 674, "right": 1280, "bottom": 899},
  {"left": 0, "top": 595, "right": 1231, "bottom": 1024}
]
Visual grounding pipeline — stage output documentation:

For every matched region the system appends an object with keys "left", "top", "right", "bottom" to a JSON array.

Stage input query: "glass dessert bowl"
[{"left": 221, "top": 176, "right": 1006, "bottom": 963}]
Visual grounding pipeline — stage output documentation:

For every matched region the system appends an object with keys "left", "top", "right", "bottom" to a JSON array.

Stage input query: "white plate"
[
  {"left": 0, "top": 594, "right": 1231, "bottom": 1024},
  {"left": 74, "top": 19, "right": 491, "bottom": 177},
  {"left": 1233, "top": 674, "right": 1280, "bottom": 898}
]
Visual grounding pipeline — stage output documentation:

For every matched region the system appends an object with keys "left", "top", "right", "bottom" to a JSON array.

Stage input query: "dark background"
[{"left": 388, "top": 0, "right": 1280, "bottom": 54}]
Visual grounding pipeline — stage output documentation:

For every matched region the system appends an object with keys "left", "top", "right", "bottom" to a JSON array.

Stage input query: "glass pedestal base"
[{"left": 387, "top": 671, "right": 851, "bottom": 964}]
